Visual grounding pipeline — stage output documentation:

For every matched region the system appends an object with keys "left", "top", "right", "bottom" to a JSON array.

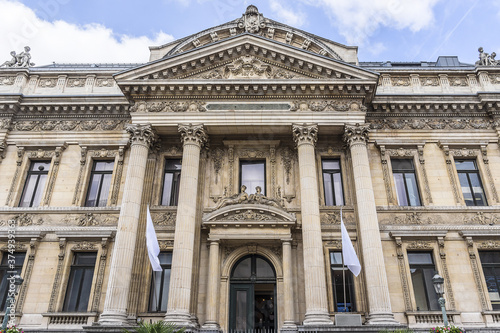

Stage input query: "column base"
[
  {"left": 97, "top": 310, "right": 129, "bottom": 326},
  {"left": 200, "top": 321, "right": 221, "bottom": 333},
  {"left": 281, "top": 320, "right": 298, "bottom": 331},
  {"left": 303, "top": 310, "right": 333, "bottom": 326},
  {"left": 365, "top": 311, "right": 400, "bottom": 325},
  {"left": 165, "top": 311, "right": 197, "bottom": 328}
]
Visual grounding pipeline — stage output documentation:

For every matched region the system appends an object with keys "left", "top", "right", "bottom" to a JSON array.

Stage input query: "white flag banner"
[
  {"left": 341, "top": 208, "right": 361, "bottom": 277},
  {"left": 146, "top": 205, "right": 162, "bottom": 272}
]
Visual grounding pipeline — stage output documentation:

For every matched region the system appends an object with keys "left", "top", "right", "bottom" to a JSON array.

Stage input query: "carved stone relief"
[
  {"left": 395, "top": 238, "right": 412, "bottom": 311},
  {"left": 213, "top": 209, "right": 284, "bottom": 222},
  {"left": 38, "top": 78, "right": 57, "bottom": 88},
  {"left": 476, "top": 240, "right": 500, "bottom": 249},
  {"left": 48, "top": 239, "right": 67, "bottom": 312},
  {"left": 211, "top": 147, "right": 225, "bottom": 185},
  {"left": 72, "top": 241, "right": 96, "bottom": 250},
  {"left": 280, "top": 146, "right": 294, "bottom": 186},
  {"left": 449, "top": 77, "right": 468, "bottom": 87},
  {"left": 13, "top": 119, "right": 128, "bottom": 131},
  {"left": 391, "top": 77, "right": 411, "bottom": 86},
  {"left": 325, "top": 240, "right": 342, "bottom": 249},
  {"left": 91, "top": 238, "right": 109, "bottom": 312},
  {"left": 420, "top": 77, "right": 440, "bottom": 86},
  {"left": 66, "top": 78, "right": 86, "bottom": 88},
  {"left": 290, "top": 99, "right": 367, "bottom": 112},
  {"left": 438, "top": 238, "right": 456, "bottom": 310},
  {"left": 0, "top": 76, "right": 15, "bottom": 85},
  {"left": 61, "top": 213, "right": 118, "bottom": 226},
  {"left": 463, "top": 212, "right": 499, "bottom": 225},
  {"left": 370, "top": 118, "right": 494, "bottom": 130},
  {"left": 392, "top": 212, "right": 436, "bottom": 225},
  {"left": 95, "top": 78, "right": 114, "bottom": 87},
  {"left": 159, "top": 240, "right": 174, "bottom": 250},
  {"left": 152, "top": 212, "right": 177, "bottom": 227},
  {"left": 237, "top": 5, "right": 267, "bottom": 33},
  {"left": 320, "top": 211, "right": 354, "bottom": 225},
  {"left": 406, "top": 240, "right": 432, "bottom": 249},
  {"left": 129, "top": 100, "right": 206, "bottom": 113},
  {"left": 465, "top": 237, "right": 489, "bottom": 310}
]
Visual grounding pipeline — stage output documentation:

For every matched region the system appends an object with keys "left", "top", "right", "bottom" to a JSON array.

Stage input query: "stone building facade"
[{"left": 1, "top": 5, "right": 500, "bottom": 333}]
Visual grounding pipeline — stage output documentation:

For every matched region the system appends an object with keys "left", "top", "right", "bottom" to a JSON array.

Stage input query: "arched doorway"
[{"left": 229, "top": 254, "right": 276, "bottom": 332}]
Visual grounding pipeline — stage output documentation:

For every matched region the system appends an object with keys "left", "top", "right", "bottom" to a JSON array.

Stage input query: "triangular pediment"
[{"left": 115, "top": 34, "right": 379, "bottom": 83}]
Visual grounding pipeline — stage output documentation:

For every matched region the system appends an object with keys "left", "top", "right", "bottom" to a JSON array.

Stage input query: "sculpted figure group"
[
  {"left": 476, "top": 47, "right": 499, "bottom": 66},
  {"left": 215, "top": 185, "right": 283, "bottom": 210},
  {"left": 1, "top": 46, "right": 34, "bottom": 68}
]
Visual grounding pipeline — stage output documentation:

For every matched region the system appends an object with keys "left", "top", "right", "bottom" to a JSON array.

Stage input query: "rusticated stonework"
[
  {"left": 292, "top": 123, "right": 318, "bottom": 147},
  {"left": 343, "top": 123, "right": 369, "bottom": 147},
  {"left": 178, "top": 123, "right": 208, "bottom": 148},
  {"left": 126, "top": 123, "right": 159, "bottom": 148}
]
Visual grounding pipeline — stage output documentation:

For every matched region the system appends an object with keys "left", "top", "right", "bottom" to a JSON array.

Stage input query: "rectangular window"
[
  {"left": 322, "top": 159, "right": 344, "bottom": 206},
  {"left": 161, "top": 159, "right": 181, "bottom": 206},
  {"left": 479, "top": 251, "right": 500, "bottom": 310},
  {"left": 240, "top": 160, "right": 265, "bottom": 195},
  {"left": 149, "top": 252, "right": 172, "bottom": 312},
  {"left": 63, "top": 252, "right": 97, "bottom": 312},
  {"left": 0, "top": 252, "right": 26, "bottom": 311},
  {"left": 455, "top": 160, "right": 487, "bottom": 206},
  {"left": 408, "top": 252, "right": 439, "bottom": 311},
  {"left": 330, "top": 251, "right": 355, "bottom": 312},
  {"left": 85, "top": 161, "right": 114, "bottom": 207},
  {"left": 19, "top": 161, "right": 51, "bottom": 207},
  {"left": 392, "top": 159, "right": 421, "bottom": 206}
]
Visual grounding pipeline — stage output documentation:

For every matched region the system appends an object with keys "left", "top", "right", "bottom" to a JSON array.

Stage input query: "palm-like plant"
[{"left": 123, "top": 321, "right": 185, "bottom": 333}]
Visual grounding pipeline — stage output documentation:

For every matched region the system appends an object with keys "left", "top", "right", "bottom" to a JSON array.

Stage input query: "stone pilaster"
[
  {"left": 282, "top": 239, "right": 296, "bottom": 330},
  {"left": 343, "top": 124, "right": 398, "bottom": 325},
  {"left": 99, "top": 124, "right": 158, "bottom": 326},
  {"left": 292, "top": 123, "right": 332, "bottom": 326},
  {"left": 202, "top": 239, "right": 221, "bottom": 330},
  {"left": 165, "top": 124, "right": 208, "bottom": 327}
]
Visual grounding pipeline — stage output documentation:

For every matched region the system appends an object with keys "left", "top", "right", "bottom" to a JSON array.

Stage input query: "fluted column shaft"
[
  {"left": 344, "top": 124, "right": 397, "bottom": 325},
  {"left": 203, "top": 240, "right": 221, "bottom": 329},
  {"left": 100, "top": 124, "right": 158, "bottom": 325},
  {"left": 165, "top": 124, "right": 208, "bottom": 326},
  {"left": 282, "top": 239, "right": 296, "bottom": 329},
  {"left": 292, "top": 124, "right": 332, "bottom": 326}
]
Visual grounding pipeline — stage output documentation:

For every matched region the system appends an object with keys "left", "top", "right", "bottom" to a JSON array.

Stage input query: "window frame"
[
  {"left": 148, "top": 252, "right": 173, "bottom": 312},
  {"left": 62, "top": 252, "right": 98, "bottom": 313},
  {"left": 18, "top": 160, "right": 51, "bottom": 207},
  {"left": 0, "top": 251, "right": 26, "bottom": 311},
  {"left": 329, "top": 251, "right": 356, "bottom": 312},
  {"left": 239, "top": 159, "right": 267, "bottom": 195},
  {"left": 454, "top": 159, "right": 488, "bottom": 206},
  {"left": 391, "top": 158, "right": 422, "bottom": 207},
  {"left": 478, "top": 250, "right": 500, "bottom": 310},
  {"left": 161, "top": 159, "right": 182, "bottom": 206},
  {"left": 407, "top": 251, "right": 440, "bottom": 311},
  {"left": 321, "top": 158, "right": 345, "bottom": 206},
  {"left": 84, "top": 160, "right": 115, "bottom": 207}
]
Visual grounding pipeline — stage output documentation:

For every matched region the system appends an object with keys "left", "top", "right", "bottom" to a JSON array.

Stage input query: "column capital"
[
  {"left": 126, "top": 123, "right": 158, "bottom": 149},
  {"left": 343, "top": 123, "right": 370, "bottom": 147},
  {"left": 178, "top": 123, "right": 208, "bottom": 148},
  {"left": 292, "top": 123, "right": 318, "bottom": 147}
]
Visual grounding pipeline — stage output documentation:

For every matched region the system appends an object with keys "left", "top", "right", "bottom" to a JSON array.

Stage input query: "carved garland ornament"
[
  {"left": 290, "top": 100, "right": 367, "bottom": 112},
  {"left": 13, "top": 119, "right": 128, "bottom": 131},
  {"left": 129, "top": 100, "right": 206, "bottom": 113},
  {"left": 292, "top": 123, "right": 318, "bottom": 147},
  {"left": 395, "top": 238, "right": 412, "bottom": 311},
  {"left": 465, "top": 237, "right": 489, "bottom": 310},
  {"left": 370, "top": 118, "right": 494, "bottom": 131}
]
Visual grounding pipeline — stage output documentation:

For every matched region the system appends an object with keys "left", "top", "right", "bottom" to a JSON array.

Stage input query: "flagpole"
[{"left": 341, "top": 207, "right": 347, "bottom": 312}]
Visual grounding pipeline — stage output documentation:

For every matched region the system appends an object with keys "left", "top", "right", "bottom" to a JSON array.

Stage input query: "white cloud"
[
  {"left": 269, "top": 0, "right": 306, "bottom": 27},
  {"left": 0, "top": 0, "right": 174, "bottom": 65},
  {"left": 300, "top": 0, "right": 440, "bottom": 45}
]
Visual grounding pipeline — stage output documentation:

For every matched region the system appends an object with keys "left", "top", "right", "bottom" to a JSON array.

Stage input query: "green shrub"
[{"left": 123, "top": 321, "right": 185, "bottom": 333}]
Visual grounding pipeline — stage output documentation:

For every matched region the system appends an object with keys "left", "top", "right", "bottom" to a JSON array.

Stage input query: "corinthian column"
[
  {"left": 165, "top": 124, "right": 208, "bottom": 327},
  {"left": 343, "top": 124, "right": 398, "bottom": 325},
  {"left": 292, "top": 124, "right": 332, "bottom": 326},
  {"left": 99, "top": 124, "right": 158, "bottom": 325}
]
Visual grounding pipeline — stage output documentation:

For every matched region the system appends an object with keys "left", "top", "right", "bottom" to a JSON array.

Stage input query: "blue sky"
[{"left": 1, "top": 0, "right": 499, "bottom": 65}]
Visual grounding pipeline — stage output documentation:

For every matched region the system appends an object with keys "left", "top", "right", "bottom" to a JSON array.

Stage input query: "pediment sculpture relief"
[
  {"left": 215, "top": 185, "right": 284, "bottom": 210},
  {"left": 188, "top": 55, "right": 315, "bottom": 80}
]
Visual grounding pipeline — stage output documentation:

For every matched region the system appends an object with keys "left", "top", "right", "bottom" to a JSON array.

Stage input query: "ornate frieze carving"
[
  {"left": 343, "top": 124, "right": 369, "bottom": 147},
  {"left": 369, "top": 118, "right": 494, "bottom": 130},
  {"left": 449, "top": 77, "right": 468, "bottom": 86},
  {"left": 391, "top": 77, "right": 411, "bottom": 86},
  {"left": 320, "top": 211, "right": 354, "bottom": 225},
  {"left": 215, "top": 185, "right": 283, "bottom": 210},
  {"left": 0, "top": 76, "right": 15, "bottom": 85},
  {"left": 406, "top": 240, "right": 432, "bottom": 249},
  {"left": 420, "top": 76, "right": 440, "bottom": 86},
  {"left": 476, "top": 240, "right": 500, "bottom": 249},
  {"left": 393, "top": 212, "right": 435, "bottom": 225},
  {"left": 2, "top": 213, "right": 45, "bottom": 226},
  {"left": 66, "top": 78, "right": 85, "bottom": 88},
  {"left": 218, "top": 209, "right": 274, "bottom": 222},
  {"left": 96, "top": 78, "right": 114, "bottom": 87},
  {"left": 325, "top": 240, "right": 342, "bottom": 249},
  {"left": 463, "top": 212, "right": 498, "bottom": 225},
  {"left": 159, "top": 240, "right": 174, "bottom": 250},
  {"left": 0, "top": 118, "right": 11, "bottom": 129},
  {"left": 126, "top": 123, "right": 158, "bottom": 149},
  {"left": 60, "top": 213, "right": 118, "bottom": 226},
  {"left": 129, "top": 100, "right": 206, "bottom": 113},
  {"left": 72, "top": 241, "right": 96, "bottom": 250},
  {"left": 152, "top": 212, "right": 177, "bottom": 227},
  {"left": 290, "top": 99, "right": 367, "bottom": 112},
  {"left": 238, "top": 149, "right": 269, "bottom": 159},
  {"left": 38, "top": 78, "right": 57, "bottom": 88},
  {"left": 292, "top": 123, "right": 318, "bottom": 147},
  {"left": 13, "top": 119, "right": 128, "bottom": 131},
  {"left": 178, "top": 123, "right": 208, "bottom": 148}
]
